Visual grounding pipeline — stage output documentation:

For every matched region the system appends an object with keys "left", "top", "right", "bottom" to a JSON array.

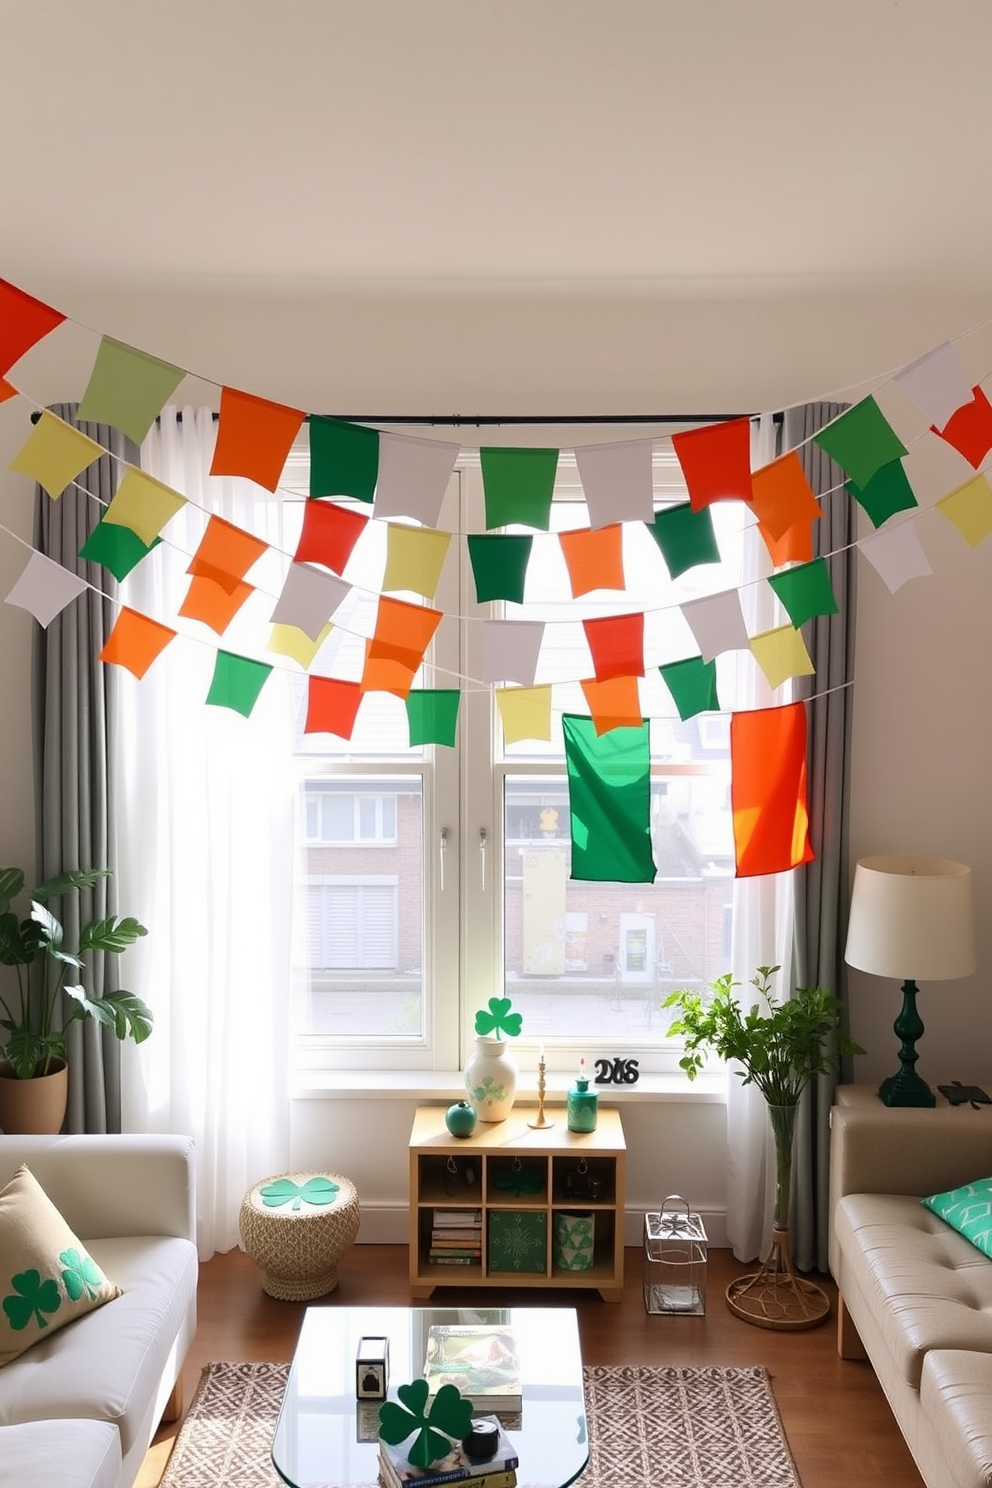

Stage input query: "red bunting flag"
[
  {"left": 932, "top": 385, "right": 992, "bottom": 468},
  {"left": 730, "top": 702, "right": 814, "bottom": 878},
  {"left": 672, "top": 417, "right": 753, "bottom": 512},
  {"left": 305, "top": 677, "right": 363, "bottom": 739},
  {"left": 0, "top": 278, "right": 66, "bottom": 376},
  {"left": 209, "top": 386, "right": 305, "bottom": 492},
  {"left": 295, "top": 498, "right": 368, "bottom": 575},
  {"left": 583, "top": 613, "right": 645, "bottom": 682}
]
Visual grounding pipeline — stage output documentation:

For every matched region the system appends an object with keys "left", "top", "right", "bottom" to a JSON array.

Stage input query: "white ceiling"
[{"left": 3, "top": 0, "right": 992, "bottom": 294}]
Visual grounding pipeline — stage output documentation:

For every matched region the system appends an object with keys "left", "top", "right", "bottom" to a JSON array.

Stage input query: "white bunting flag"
[
  {"left": 270, "top": 563, "right": 351, "bottom": 641},
  {"left": 857, "top": 522, "right": 933, "bottom": 594},
  {"left": 894, "top": 342, "right": 974, "bottom": 430},
  {"left": 4, "top": 551, "right": 87, "bottom": 627},
  {"left": 481, "top": 619, "right": 545, "bottom": 685},
  {"left": 574, "top": 439, "right": 655, "bottom": 528},
  {"left": 374, "top": 432, "right": 459, "bottom": 527},
  {"left": 679, "top": 589, "right": 749, "bottom": 662}
]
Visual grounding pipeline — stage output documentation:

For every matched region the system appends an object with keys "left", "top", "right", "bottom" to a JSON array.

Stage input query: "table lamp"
[{"left": 844, "top": 855, "right": 975, "bottom": 1108}]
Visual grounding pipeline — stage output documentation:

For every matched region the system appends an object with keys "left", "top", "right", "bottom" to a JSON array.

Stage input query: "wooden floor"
[{"left": 138, "top": 1245, "right": 924, "bottom": 1488}]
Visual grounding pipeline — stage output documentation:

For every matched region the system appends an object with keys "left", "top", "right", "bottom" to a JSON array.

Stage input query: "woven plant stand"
[{"left": 239, "top": 1170, "right": 361, "bottom": 1301}]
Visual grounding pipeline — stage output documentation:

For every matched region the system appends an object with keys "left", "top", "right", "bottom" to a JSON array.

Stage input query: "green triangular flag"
[
  {"left": 646, "top": 502, "right": 720, "bottom": 578},
  {"left": 79, "top": 517, "right": 159, "bottom": 582},
  {"left": 562, "top": 714, "right": 656, "bottom": 883},
  {"left": 77, "top": 337, "right": 185, "bottom": 444},
  {"left": 309, "top": 416, "right": 379, "bottom": 502},
  {"left": 767, "top": 558, "right": 840, "bottom": 628},
  {"left": 405, "top": 689, "right": 461, "bottom": 747},
  {"left": 845, "top": 460, "right": 919, "bottom": 529},
  {"left": 812, "top": 397, "right": 907, "bottom": 490},
  {"left": 480, "top": 447, "right": 558, "bottom": 530},
  {"left": 659, "top": 656, "right": 719, "bottom": 721},
  {"left": 466, "top": 534, "right": 534, "bottom": 602},
  {"left": 205, "top": 652, "right": 273, "bottom": 717}
]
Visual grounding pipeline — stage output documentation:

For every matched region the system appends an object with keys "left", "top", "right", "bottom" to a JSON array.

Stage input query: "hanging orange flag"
[
  {"left": 750, "top": 451, "right": 821, "bottom": 541},
  {"left": 99, "top": 607, "right": 177, "bottom": 679},
  {"left": 0, "top": 377, "right": 17, "bottom": 404},
  {"left": 360, "top": 640, "right": 418, "bottom": 698},
  {"left": 759, "top": 515, "right": 815, "bottom": 567},
  {"left": 0, "top": 278, "right": 65, "bottom": 376},
  {"left": 672, "top": 417, "right": 753, "bottom": 512},
  {"left": 580, "top": 675, "right": 643, "bottom": 735},
  {"left": 209, "top": 386, "right": 305, "bottom": 492},
  {"left": 179, "top": 573, "right": 254, "bottom": 634},
  {"left": 294, "top": 498, "right": 368, "bottom": 575},
  {"left": 368, "top": 596, "right": 443, "bottom": 672},
  {"left": 730, "top": 702, "right": 814, "bottom": 878},
  {"left": 305, "top": 677, "right": 363, "bottom": 739},
  {"left": 187, "top": 514, "right": 268, "bottom": 589},
  {"left": 559, "top": 524, "right": 625, "bottom": 597},
  {"left": 583, "top": 613, "right": 645, "bottom": 681}
]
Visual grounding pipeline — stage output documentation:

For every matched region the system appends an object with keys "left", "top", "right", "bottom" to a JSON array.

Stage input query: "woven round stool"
[{"left": 238, "top": 1170, "right": 360, "bottom": 1301}]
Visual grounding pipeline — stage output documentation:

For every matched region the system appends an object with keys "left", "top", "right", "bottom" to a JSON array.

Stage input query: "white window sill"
[{"left": 291, "top": 1069, "right": 728, "bottom": 1103}]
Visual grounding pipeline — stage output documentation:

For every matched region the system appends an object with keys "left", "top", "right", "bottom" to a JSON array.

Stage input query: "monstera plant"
[{"left": 0, "top": 865, "right": 152, "bottom": 1084}]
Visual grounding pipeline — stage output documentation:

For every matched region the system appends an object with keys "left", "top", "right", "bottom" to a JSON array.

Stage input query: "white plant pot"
[{"left": 465, "top": 1035, "right": 518, "bottom": 1122}]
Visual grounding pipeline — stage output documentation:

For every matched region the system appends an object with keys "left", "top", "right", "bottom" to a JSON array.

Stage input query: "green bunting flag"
[
  {"left": 205, "top": 652, "right": 273, "bottom": 717},
  {"left": 659, "top": 656, "right": 719, "bottom": 720},
  {"left": 467, "top": 534, "right": 534, "bottom": 603},
  {"left": 405, "top": 689, "right": 461, "bottom": 747},
  {"left": 480, "top": 448, "right": 559, "bottom": 530},
  {"left": 309, "top": 416, "right": 379, "bottom": 502},
  {"left": 767, "top": 558, "right": 839, "bottom": 628},
  {"left": 77, "top": 337, "right": 185, "bottom": 444},
  {"left": 562, "top": 714, "right": 656, "bottom": 884},
  {"left": 79, "top": 518, "right": 159, "bottom": 582},
  {"left": 646, "top": 502, "right": 720, "bottom": 578},
  {"left": 811, "top": 397, "right": 907, "bottom": 490},
  {"left": 845, "top": 460, "right": 918, "bottom": 529}
]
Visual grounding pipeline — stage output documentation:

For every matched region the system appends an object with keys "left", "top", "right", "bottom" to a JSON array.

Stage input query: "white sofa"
[
  {"left": 0, "top": 1134, "right": 198, "bottom": 1488},
  {"left": 829, "top": 1086, "right": 992, "bottom": 1488}
]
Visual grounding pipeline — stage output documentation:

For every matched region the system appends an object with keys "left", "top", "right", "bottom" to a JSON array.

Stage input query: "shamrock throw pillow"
[{"left": 0, "top": 1164, "right": 121, "bottom": 1366}]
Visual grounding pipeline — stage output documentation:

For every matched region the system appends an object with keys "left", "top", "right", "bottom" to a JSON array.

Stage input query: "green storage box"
[{"left": 488, "top": 1210, "right": 548, "bottom": 1273}]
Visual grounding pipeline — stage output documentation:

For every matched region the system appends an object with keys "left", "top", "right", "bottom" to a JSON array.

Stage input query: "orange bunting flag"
[
  {"left": 583, "top": 612, "right": 645, "bottom": 682},
  {"left": 0, "top": 278, "right": 65, "bottom": 376},
  {"left": 750, "top": 451, "right": 821, "bottom": 541},
  {"left": 305, "top": 677, "right": 363, "bottom": 739},
  {"left": 0, "top": 377, "right": 17, "bottom": 404},
  {"left": 759, "top": 515, "right": 815, "bottom": 568},
  {"left": 580, "top": 674, "right": 643, "bottom": 735},
  {"left": 360, "top": 640, "right": 418, "bottom": 698},
  {"left": 730, "top": 702, "right": 814, "bottom": 878},
  {"left": 209, "top": 386, "right": 305, "bottom": 492},
  {"left": 559, "top": 524, "right": 625, "bottom": 597},
  {"left": 99, "top": 607, "right": 177, "bottom": 679},
  {"left": 295, "top": 498, "right": 368, "bottom": 575},
  {"left": 179, "top": 573, "right": 254, "bottom": 634},
  {"left": 188, "top": 514, "right": 268, "bottom": 589},
  {"left": 672, "top": 417, "right": 753, "bottom": 512},
  {"left": 368, "top": 596, "right": 443, "bottom": 672}
]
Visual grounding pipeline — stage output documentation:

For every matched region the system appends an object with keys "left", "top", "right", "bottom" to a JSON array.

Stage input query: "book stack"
[
  {"left": 378, "top": 1415, "right": 518, "bottom": 1488},
  {"left": 429, "top": 1208, "right": 483, "bottom": 1266}
]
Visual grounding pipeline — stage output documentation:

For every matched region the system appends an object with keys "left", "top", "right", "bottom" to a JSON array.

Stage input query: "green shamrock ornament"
[
  {"left": 474, "top": 996, "right": 522, "bottom": 1040},
  {"left": 259, "top": 1176, "right": 340, "bottom": 1211},
  {"left": 378, "top": 1379, "right": 474, "bottom": 1468},
  {"left": 3, "top": 1268, "right": 61, "bottom": 1332},
  {"left": 495, "top": 1165, "right": 543, "bottom": 1197}
]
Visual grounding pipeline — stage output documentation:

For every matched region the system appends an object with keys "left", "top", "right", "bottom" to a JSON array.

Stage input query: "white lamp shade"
[{"left": 845, "top": 855, "right": 975, "bottom": 982}]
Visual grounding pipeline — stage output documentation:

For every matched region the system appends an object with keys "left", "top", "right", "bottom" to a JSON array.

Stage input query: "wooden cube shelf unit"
[{"left": 408, "top": 1105, "right": 626, "bottom": 1302}]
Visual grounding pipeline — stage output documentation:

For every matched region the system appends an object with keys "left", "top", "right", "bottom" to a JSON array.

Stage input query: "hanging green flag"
[
  {"left": 205, "top": 652, "right": 273, "bottom": 717},
  {"left": 309, "top": 416, "right": 379, "bottom": 502},
  {"left": 845, "top": 460, "right": 918, "bottom": 529},
  {"left": 466, "top": 534, "right": 534, "bottom": 602},
  {"left": 406, "top": 689, "right": 461, "bottom": 747},
  {"left": 659, "top": 656, "right": 719, "bottom": 721},
  {"left": 79, "top": 518, "right": 159, "bottom": 582},
  {"left": 768, "top": 557, "right": 840, "bottom": 628},
  {"left": 646, "top": 502, "right": 720, "bottom": 578},
  {"left": 480, "top": 447, "right": 558, "bottom": 530},
  {"left": 562, "top": 714, "right": 656, "bottom": 884},
  {"left": 812, "top": 397, "right": 907, "bottom": 490}
]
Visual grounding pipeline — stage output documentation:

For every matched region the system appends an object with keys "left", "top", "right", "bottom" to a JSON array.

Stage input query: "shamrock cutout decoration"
[
  {"left": 495, "top": 1165, "right": 543, "bottom": 1197},
  {"left": 60, "top": 1247, "right": 105, "bottom": 1302},
  {"left": 474, "top": 996, "right": 522, "bottom": 1041},
  {"left": 260, "top": 1176, "right": 340, "bottom": 1211},
  {"left": 378, "top": 1378, "right": 474, "bottom": 1468},
  {"left": 3, "top": 1268, "right": 61, "bottom": 1333}
]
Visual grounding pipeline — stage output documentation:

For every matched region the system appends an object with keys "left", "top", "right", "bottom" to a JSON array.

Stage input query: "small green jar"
[
  {"left": 445, "top": 1100, "right": 478, "bottom": 1137},
  {"left": 567, "top": 1066, "right": 599, "bottom": 1133}
]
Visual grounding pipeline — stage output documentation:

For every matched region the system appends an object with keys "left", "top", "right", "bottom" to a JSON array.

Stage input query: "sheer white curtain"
[
  {"left": 117, "top": 407, "right": 294, "bottom": 1258},
  {"left": 726, "top": 413, "right": 796, "bottom": 1263}
]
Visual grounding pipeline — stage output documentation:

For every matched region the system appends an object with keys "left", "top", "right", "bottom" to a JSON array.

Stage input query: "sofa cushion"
[
  {"left": 920, "top": 1350, "right": 992, "bottom": 1488},
  {"left": 0, "top": 1419, "right": 121, "bottom": 1488},
  {"left": 923, "top": 1178, "right": 992, "bottom": 1259},
  {"left": 0, "top": 1233, "right": 197, "bottom": 1457},
  {"left": 0, "top": 1165, "right": 121, "bottom": 1367}
]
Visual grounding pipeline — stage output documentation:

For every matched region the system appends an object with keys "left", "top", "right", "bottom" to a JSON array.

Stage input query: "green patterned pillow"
[
  {"left": 0, "top": 1164, "right": 121, "bottom": 1367},
  {"left": 922, "top": 1177, "right": 992, "bottom": 1257}
]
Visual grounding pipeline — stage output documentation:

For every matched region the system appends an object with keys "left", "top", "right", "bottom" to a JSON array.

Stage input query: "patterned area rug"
[{"left": 160, "top": 1360, "right": 802, "bottom": 1488}]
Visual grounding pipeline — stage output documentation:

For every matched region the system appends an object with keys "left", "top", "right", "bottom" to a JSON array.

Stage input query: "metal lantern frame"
[{"left": 643, "top": 1193, "right": 709, "bottom": 1316}]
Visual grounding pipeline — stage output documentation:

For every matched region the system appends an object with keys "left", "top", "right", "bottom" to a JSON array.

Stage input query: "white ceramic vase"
[{"left": 465, "top": 1035, "right": 518, "bottom": 1122}]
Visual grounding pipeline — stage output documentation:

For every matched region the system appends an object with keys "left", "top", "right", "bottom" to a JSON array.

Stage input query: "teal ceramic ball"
[{"left": 445, "top": 1100, "right": 478, "bottom": 1137}]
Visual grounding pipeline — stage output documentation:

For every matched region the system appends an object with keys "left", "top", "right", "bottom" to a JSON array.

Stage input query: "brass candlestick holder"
[{"left": 528, "top": 1057, "right": 554, "bottom": 1129}]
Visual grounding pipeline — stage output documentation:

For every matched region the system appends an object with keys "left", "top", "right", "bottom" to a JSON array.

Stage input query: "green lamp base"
[
  {"left": 878, "top": 1068, "right": 936, "bottom": 1108},
  {"left": 878, "top": 978, "right": 936, "bottom": 1107}
]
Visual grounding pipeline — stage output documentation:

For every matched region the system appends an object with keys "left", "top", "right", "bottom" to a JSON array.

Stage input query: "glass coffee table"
[{"left": 272, "top": 1305, "right": 587, "bottom": 1488}]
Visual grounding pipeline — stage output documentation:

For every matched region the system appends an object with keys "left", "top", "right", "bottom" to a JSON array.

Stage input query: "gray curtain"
[
  {"left": 32, "top": 404, "right": 138, "bottom": 1133},
  {"left": 785, "top": 402, "right": 856, "bottom": 1273}
]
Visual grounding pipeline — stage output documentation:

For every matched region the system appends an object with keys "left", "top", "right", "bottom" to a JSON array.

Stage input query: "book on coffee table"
[
  {"left": 423, "top": 1325, "right": 522, "bottom": 1413},
  {"left": 378, "top": 1415, "right": 518, "bottom": 1488}
]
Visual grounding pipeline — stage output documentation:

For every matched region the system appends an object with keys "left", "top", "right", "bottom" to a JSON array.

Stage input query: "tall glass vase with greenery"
[{"left": 664, "top": 965, "right": 863, "bottom": 1330}]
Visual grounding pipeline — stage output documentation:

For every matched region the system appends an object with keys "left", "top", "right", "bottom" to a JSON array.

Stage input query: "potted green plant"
[
  {"left": 0, "top": 865, "right": 152, "bottom": 1132},
  {"left": 664, "top": 964, "right": 863, "bottom": 1330}
]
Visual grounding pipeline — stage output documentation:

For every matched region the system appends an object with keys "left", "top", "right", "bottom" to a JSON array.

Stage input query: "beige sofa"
[
  {"left": 0, "top": 1134, "right": 198, "bottom": 1488},
  {"left": 829, "top": 1086, "right": 992, "bottom": 1488}
]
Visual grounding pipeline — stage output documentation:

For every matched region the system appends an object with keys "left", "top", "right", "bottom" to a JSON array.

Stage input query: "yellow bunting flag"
[
  {"left": 267, "top": 622, "right": 333, "bottom": 669},
  {"left": 99, "top": 607, "right": 177, "bottom": 679},
  {"left": 103, "top": 468, "right": 187, "bottom": 545},
  {"left": 936, "top": 473, "right": 992, "bottom": 547},
  {"left": 9, "top": 411, "right": 104, "bottom": 498},
  {"left": 749, "top": 625, "right": 815, "bottom": 690},
  {"left": 77, "top": 337, "right": 185, "bottom": 444},
  {"left": 495, "top": 686, "right": 553, "bottom": 744},
  {"left": 382, "top": 524, "right": 452, "bottom": 599}
]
